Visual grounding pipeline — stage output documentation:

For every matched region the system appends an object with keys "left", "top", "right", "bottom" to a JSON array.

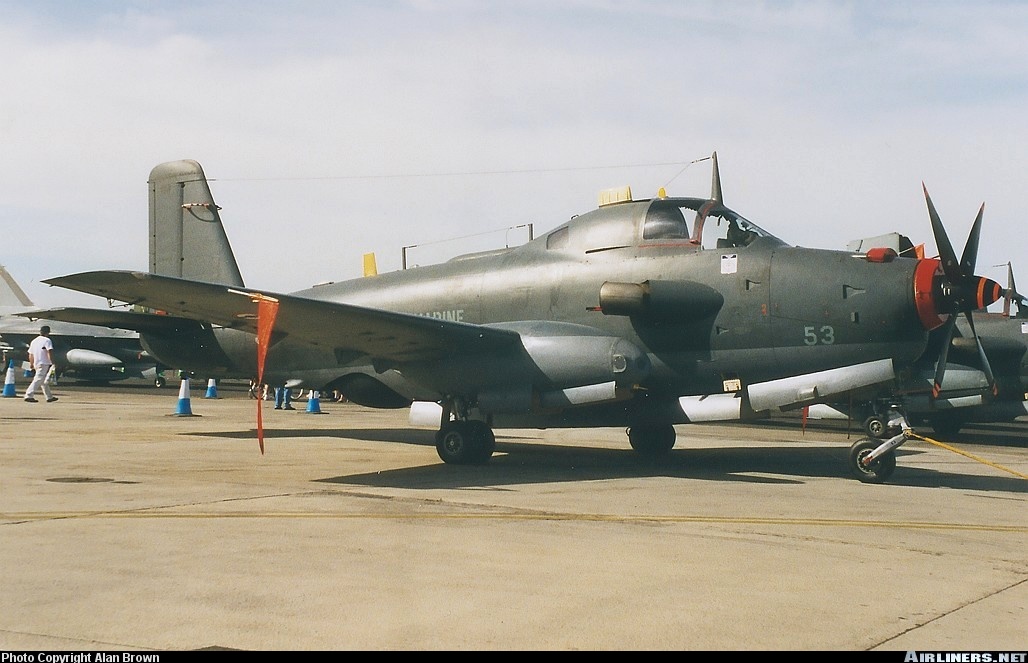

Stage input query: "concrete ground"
[{"left": 1, "top": 379, "right": 1025, "bottom": 651}]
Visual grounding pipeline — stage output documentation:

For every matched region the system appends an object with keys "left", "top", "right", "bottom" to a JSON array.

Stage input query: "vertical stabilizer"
[
  {"left": 0, "top": 266, "right": 34, "bottom": 307},
  {"left": 148, "top": 160, "right": 245, "bottom": 286}
]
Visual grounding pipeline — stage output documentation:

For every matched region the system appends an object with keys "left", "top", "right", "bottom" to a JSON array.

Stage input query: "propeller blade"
[
  {"left": 932, "top": 315, "right": 957, "bottom": 397},
  {"left": 963, "top": 311, "right": 998, "bottom": 396},
  {"left": 923, "top": 184, "right": 961, "bottom": 282},
  {"left": 959, "top": 203, "right": 985, "bottom": 276}
]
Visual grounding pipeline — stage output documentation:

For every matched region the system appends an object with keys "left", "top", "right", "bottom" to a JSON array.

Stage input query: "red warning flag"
[{"left": 254, "top": 295, "right": 280, "bottom": 454}]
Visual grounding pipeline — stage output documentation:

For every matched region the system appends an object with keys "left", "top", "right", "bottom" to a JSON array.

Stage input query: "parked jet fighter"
[
  {"left": 0, "top": 265, "right": 165, "bottom": 385},
  {"left": 41, "top": 156, "right": 1004, "bottom": 483}
]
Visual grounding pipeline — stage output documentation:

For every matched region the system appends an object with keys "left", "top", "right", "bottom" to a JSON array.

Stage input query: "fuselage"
[{"left": 147, "top": 196, "right": 933, "bottom": 409}]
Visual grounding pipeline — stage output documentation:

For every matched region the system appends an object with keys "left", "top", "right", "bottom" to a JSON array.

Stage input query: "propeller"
[{"left": 922, "top": 184, "right": 1002, "bottom": 397}]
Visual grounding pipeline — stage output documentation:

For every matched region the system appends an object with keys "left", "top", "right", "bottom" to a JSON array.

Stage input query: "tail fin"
[
  {"left": 148, "top": 160, "right": 244, "bottom": 287},
  {"left": 0, "top": 266, "right": 34, "bottom": 307}
]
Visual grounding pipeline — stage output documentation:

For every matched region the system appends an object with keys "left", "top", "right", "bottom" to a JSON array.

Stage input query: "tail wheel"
[{"left": 849, "top": 439, "right": 896, "bottom": 484}]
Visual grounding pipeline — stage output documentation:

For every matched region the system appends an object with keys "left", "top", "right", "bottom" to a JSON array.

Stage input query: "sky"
[{"left": 2, "top": 0, "right": 1026, "bottom": 311}]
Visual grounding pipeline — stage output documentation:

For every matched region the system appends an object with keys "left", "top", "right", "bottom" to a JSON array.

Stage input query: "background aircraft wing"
[
  {"left": 15, "top": 307, "right": 209, "bottom": 335},
  {"left": 44, "top": 271, "right": 521, "bottom": 362}
]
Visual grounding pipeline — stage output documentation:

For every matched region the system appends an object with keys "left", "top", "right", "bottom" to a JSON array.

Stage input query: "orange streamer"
[{"left": 255, "top": 296, "right": 280, "bottom": 454}]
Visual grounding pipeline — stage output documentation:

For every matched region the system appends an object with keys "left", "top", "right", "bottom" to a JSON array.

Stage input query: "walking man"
[{"left": 24, "top": 325, "right": 58, "bottom": 403}]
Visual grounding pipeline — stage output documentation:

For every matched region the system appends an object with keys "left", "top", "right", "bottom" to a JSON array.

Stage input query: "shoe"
[
  {"left": 47, "top": 397, "right": 59, "bottom": 403},
  {"left": 283, "top": 405, "right": 295, "bottom": 410},
  {"left": 274, "top": 405, "right": 281, "bottom": 410},
  {"left": 24, "top": 397, "right": 37, "bottom": 402}
]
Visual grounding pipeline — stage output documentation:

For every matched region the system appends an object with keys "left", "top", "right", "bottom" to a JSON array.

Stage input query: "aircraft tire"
[
  {"left": 929, "top": 412, "right": 963, "bottom": 438},
  {"left": 863, "top": 415, "right": 887, "bottom": 439},
  {"left": 848, "top": 439, "right": 896, "bottom": 484},
  {"left": 435, "top": 421, "right": 494, "bottom": 465},
  {"left": 466, "top": 420, "right": 496, "bottom": 464},
  {"left": 627, "top": 424, "right": 676, "bottom": 456}
]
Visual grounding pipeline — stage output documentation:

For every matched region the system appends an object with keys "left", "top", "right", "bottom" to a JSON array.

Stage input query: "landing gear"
[
  {"left": 627, "top": 424, "right": 677, "bottom": 456},
  {"left": 435, "top": 420, "right": 495, "bottom": 465},
  {"left": 847, "top": 405, "right": 914, "bottom": 483},
  {"left": 863, "top": 414, "right": 887, "bottom": 439},
  {"left": 849, "top": 438, "right": 897, "bottom": 483},
  {"left": 928, "top": 411, "right": 964, "bottom": 438}
]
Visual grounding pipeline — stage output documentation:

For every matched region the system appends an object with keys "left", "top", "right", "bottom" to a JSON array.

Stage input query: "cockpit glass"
[
  {"left": 642, "top": 201, "right": 690, "bottom": 240},
  {"left": 701, "top": 209, "right": 775, "bottom": 250},
  {"left": 643, "top": 199, "right": 778, "bottom": 250}
]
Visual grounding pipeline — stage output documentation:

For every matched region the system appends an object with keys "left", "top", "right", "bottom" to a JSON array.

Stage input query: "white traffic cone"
[
  {"left": 174, "top": 376, "right": 195, "bottom": 416},
  {"left": 305, "top": 390, "right": 323, "bottom": 414},
  {"left": 204, "top": 378, "right": 218, "bottom": 398},
  {"left": 2, "top": 360, "right": 16, "bottom": 398}
]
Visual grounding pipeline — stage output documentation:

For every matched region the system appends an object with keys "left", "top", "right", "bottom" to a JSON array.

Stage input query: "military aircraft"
[
  {"left": 0, "top": 265, "right": 166, "bottom": 385},
  {"left": 40, "top": 156, "right": 1005, "bottom": 483}
]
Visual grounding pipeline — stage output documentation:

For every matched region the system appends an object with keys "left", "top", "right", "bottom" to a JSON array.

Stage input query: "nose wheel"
[
  {"left": 847, "top": 407, "right": 913, "bottom": 483},
  {"left": 849, "top": 438, "right": 897, "bottom": 483}
]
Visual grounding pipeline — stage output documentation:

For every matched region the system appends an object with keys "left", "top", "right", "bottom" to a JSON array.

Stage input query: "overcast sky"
[{"left": 2, "top": 1, "right": 1026, "bottom": 310}]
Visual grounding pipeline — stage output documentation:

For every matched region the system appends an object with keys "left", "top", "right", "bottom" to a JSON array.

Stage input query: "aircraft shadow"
[
  {"left": 189, "top": 426, "right": 1026, "bottom": 492},
  {"left": 297, "top": 430, "right": 1026, "bottom": 494}
]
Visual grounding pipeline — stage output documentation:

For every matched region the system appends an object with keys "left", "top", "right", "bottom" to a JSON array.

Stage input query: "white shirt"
[{"left": 28, "top": 335, "right": 54, "bottom": 367}]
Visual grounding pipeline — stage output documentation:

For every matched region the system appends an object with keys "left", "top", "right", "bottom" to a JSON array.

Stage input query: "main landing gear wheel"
[
  {"left": 863, "top": 414, "right": 887, "bottom": 439},
  {"left": 435, "top": 420, "right": 495, "bottom": 465},
  {"left": 929, "top": 412, "right": 964, "bottom": 438},
  {"left": 849, "top": 438, "right": 896, "bottom": 484},
  {"left": 627, "top": 424, "right": 677, "bottom": 456}
]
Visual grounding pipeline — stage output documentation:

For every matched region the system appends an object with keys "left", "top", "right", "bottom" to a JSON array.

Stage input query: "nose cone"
[{"left": 973, "top": 277, "right": 1004, "bottom": 310}]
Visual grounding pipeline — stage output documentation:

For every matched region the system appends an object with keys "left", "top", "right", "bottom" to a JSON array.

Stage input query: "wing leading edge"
[{"left": 43, "top": 271, "right": 521, "bottom": 363}]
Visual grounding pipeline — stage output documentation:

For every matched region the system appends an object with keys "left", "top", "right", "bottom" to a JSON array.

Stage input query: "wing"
[
  {"left": 43, "top": 271, "right": 521, "bottom": 362},
  {"left": 15, "top": 307, "right": 208, "bottom": 335}
]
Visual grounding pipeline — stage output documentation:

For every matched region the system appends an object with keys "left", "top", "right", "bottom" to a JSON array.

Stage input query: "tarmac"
[{"left": 1, "top": 379, "right": 1025, "bottom": 651}]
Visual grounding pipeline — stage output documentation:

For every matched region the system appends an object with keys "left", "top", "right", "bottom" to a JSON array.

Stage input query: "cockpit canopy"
[{"left": 545, "top": 197, "right": 782, "bottom": 254}]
